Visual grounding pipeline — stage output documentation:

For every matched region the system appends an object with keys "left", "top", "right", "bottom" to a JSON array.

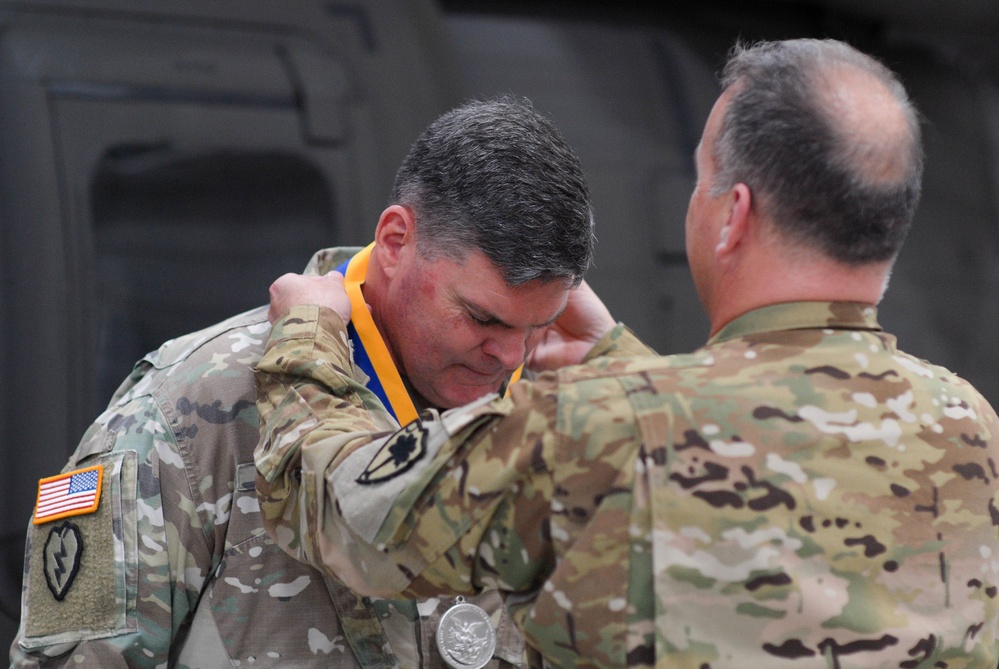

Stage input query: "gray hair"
[
  {"left": 712, "top": 39, "right": 924, "bottom": 264},
  {"left": 391, "top": 96, "right": 594, "bottom": 286}
]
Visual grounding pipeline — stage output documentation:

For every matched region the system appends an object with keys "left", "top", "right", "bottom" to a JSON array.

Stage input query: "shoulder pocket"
[{"left": 19, "top": 449, "right": 138, "bottom": 649}]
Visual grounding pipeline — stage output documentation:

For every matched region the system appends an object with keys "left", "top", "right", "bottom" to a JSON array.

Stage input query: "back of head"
[
  {"left": 712, "top": 39, "right": 924, "bottom": 264},
  {"left": 391, "top": 96, "right": 594, "bottom": 286}
]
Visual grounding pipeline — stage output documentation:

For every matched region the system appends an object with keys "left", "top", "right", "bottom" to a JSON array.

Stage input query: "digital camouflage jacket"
[
  {"left": 255, "top": 301, "right": 999, "bottom": 669},
  {"left": 11, "top": 248, "right": 524, "bottom": 669}
]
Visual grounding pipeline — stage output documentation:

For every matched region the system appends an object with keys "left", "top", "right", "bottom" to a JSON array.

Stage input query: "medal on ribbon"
[{"left": 436, "top": 596, "right": 497, "bottom": 669}]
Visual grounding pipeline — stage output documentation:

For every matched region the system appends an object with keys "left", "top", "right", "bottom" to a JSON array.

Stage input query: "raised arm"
[
  {"left": 253, "top": 304, "right": 539, "bottom": 599},
  {"left": 252, "top": 270, "right": 655, "bottom": 600}
]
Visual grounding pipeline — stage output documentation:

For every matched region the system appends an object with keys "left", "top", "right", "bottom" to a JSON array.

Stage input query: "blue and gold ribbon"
[{"left": 338, "top": 244, "right": 418, "bottom": 425}]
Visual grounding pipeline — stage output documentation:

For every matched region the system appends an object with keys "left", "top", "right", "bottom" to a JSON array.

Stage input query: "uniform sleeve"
[
  {"left": 582, "top": 322, "right": 658, "bottom": 361},
  {"left": 254, "top": 305, "right": 562, "bottom": 601},
  {"left": 10, "top": 388, "right": 214, "bottom": 668}
]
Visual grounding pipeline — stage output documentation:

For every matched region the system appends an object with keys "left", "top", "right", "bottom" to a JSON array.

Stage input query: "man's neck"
[{"left": 708, "top": 247, "right": 892, "bottom": 337}]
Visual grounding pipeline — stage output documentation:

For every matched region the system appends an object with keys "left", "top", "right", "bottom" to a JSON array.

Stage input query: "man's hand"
[
  {"left": 268, "top": 272, "right": 351, "bottom": 324},
  {"left": 526, "top": 280, "right": 615, "bottom": 371}
]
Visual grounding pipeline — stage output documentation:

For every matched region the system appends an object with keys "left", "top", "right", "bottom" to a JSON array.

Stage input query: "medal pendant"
[{"left": 435, "top": 596, "right": 497, "bottom": 669}]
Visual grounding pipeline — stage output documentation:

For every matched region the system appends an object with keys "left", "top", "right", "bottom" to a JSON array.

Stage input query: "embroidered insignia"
[
  {"left": 43, "top": 521, "right": 84, "bottom": 601},
  {"left": 357, "top": 421, "right": 429, "bottom": 485},
  {"left": 34, "top": 465, "right": 103, "bottom": 525}
]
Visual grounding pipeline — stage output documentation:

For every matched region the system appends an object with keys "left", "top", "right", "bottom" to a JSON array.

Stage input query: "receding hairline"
[
  {"left": 814, "top": 64, "right": 915, "bottom": 185},
  {"left": 709, "top": 39, "right": 924, "bottom": 265},
  {"left": 717, "top": 40, "right": 921, "bottom": 191}
]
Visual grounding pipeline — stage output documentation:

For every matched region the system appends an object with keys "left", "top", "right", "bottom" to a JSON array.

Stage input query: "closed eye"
[{"left": 469, "top": 312, "right": 501, "bottom": 327}]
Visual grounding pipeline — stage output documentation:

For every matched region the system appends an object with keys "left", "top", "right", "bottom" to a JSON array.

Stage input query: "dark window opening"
[{"left": 90, "top": 149, "right": 334, "bottom": 405}]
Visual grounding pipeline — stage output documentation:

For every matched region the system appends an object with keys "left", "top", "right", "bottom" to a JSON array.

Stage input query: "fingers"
[
  {"left": 557, "top": 280, "right": 615, "bottom": 338},
  {"left": 267, "top": 272, "right": 351, "bottom": 324}
]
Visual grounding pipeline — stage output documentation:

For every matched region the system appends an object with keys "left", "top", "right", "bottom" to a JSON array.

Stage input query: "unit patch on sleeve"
[
  {"left": 42, "top": 521, "right": 84, "bottom": 601},
  {"left": 357, "top": 420, "right": 429, "bottom": 485},
  {"left": 33, "top": 464, "right": 104, "bottom": 524}
]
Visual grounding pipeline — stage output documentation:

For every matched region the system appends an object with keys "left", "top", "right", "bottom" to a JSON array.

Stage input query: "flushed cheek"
[
  {"left": 444, "top": 325, "right": 492, "bottom": 358},
  {"left": 423, "top": 336, "right": 489, "bottom": 373}
]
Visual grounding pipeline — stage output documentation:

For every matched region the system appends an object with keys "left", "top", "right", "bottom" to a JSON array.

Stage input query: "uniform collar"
[{"left": 709, "top": 301, "right": 882, "bottom": 345}]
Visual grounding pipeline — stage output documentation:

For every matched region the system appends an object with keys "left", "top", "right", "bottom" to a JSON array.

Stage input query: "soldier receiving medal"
[{"left": 12, "top": 96, "right": 603, "bottom": 669}]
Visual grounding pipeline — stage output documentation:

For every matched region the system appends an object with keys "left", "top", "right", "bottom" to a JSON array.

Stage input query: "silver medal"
[{"left": 435, "top": 596, "right": 497, "bottom": 669}]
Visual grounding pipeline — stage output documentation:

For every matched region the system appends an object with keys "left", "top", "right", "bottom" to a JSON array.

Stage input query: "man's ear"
[
  {"left": 373, "top": 205, "right": 416, "bottom": 276},
  {"left": 716, "top": 183, "right": 752, "bottom": 258}
]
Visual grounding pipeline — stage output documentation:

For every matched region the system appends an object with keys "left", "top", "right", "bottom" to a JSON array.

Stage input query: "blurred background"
[{"left": 2, "top": 0, "right": 997, "bottom": 654}]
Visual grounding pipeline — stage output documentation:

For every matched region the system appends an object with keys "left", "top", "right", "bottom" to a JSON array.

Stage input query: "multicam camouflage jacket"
[
  {"left": 255, "top": 300, "right": 999, "bottom": 669},
  {"left": 11, "top": 247, "right": 524, "bottom": 669}
]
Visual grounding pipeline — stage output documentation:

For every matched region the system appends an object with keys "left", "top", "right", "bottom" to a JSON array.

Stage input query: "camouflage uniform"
[
  {"left": 255, "top": 301, "right": 999, "bottom": 669},
  {"left": 11, "top": 248, "right": 524, "bottom": 669}
]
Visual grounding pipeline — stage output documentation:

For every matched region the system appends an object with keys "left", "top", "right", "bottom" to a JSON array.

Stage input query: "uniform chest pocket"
[{"left": 205, "top": 483, "right": 359, "bottom": 667}]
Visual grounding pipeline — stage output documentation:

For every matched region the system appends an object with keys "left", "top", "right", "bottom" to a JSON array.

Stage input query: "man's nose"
[{"left": 482, "top": 330, "right": 530, "bottom": 370}]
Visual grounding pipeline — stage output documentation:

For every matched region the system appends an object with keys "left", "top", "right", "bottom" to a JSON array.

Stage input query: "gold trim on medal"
[{"left": 436, "top": 596, "right": 497, "bottom": 669}]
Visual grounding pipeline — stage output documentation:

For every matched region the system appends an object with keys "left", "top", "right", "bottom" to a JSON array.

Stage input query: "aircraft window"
[{"left": 90, "top": 150, "right": 334, "bottom": 405}]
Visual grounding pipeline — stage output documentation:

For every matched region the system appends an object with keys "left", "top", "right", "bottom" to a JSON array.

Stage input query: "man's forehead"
[{"left": 704, "top": 91, "right": 731, "bottom": 144}]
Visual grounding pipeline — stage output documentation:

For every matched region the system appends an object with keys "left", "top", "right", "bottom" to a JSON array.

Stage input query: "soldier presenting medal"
[
  {"left": 11, "top": 96, "right": 611, "bottom": 668},
  {"left": 254, "top": 40, "right": 999, "bottom": 668}
]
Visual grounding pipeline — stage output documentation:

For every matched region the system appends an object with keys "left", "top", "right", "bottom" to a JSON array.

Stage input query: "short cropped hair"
[
  {"left": 712, "top": 39, "right": 924, "bottom": 264},
  {"left": 391, "top": 96, "right": 594, "bottom": 286}
]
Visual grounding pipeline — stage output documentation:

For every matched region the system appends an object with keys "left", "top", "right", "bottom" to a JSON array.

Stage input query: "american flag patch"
[{"left": 33, "top": 465, "right": 104, "bottom": 525}]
